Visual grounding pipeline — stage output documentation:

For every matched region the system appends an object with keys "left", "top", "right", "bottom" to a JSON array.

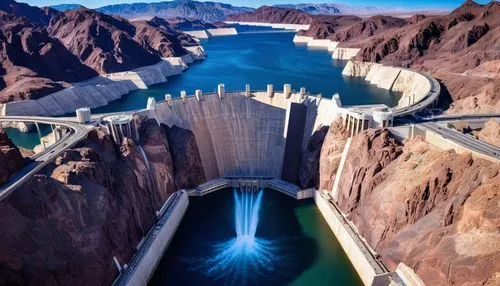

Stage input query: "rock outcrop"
[
  {"left": 297, "top": 126, "right": 329, "bottom": 189},
  {"left": 477, "top": 119, "right": 500, "bottom": 147},
  {"left": 0, "top": 0, "right": 56, "bottom": 26},
  {"left": 162, "top": 124, "right": 205, "bottom": 189},
  {"left": 0, "top": 117, "right": 184, "bottom": 285},
  {"left": 0, "top": 11, "right": 98, "bottom": 103},
  {"left": 0, "top": 128, "right": 25, "bottom": 185},
  {"left": 227, "top": 6, "right": 313, "bottom": 24},
  {"left": 333, "top": 129, "right": 500, "bottom": 285},
  {"left": 0, "top": 1, "right": 200, "bottom": 103},
  {"left": 287, "top": 1, "right": 500, "bottom": 113},
  {"left": 47, "top": 8, "right": 161, "bottom": 74},
  {"left": 318, "top": 119, "right": 349, "bottom": 191}
]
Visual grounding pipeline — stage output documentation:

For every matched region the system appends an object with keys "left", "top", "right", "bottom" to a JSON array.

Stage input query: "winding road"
[{"left": 0, "top": 117, "right": 88, "bottom": 202}]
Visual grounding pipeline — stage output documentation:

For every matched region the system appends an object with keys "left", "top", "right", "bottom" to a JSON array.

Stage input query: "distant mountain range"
[
  {"left": 272, "top": 3, "right": 418, "bottom": 16},
  {"left": 51, "top": 4, "right": 84, "bottom": 11},
  {"left": 49, "top": 0, "right": 447, "bottom": 22},
  {"left": 96, "top": 0, "right": 253, "bottom": 22}
]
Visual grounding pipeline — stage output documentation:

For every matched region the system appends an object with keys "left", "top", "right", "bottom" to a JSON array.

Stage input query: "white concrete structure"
[
  {"left": 180, "top": 91, "right": 187, "bottom": 103},
  {"left": 185, "top": 28, "right": 238, "bottom": 39},
  {"left": 195, "top": 89, "right": 203, "bottom": 101},
  {"left": 283, "top": 84, "right": 291, "bottom": 98},
  {"left": 146, "top": 97, "right": 156, "bottom": 110},
  {"left": 153, "top": 87, "right": 340, "bottom": 179},
  {"left": 218, "top": 84, "right": 225, "bottom": 99},
  {"left": 207, "top": 27, "right": 238, "bottom": 36},
  {"left": 184, "top": 30, "right": 209, "bottom": 39},
  {"left": 76, "top": 107, "right": 91, "bottom": 124},
  {"left": 293, "top": 35, "right": 313, "bottom": 44},
  {"left": 332, "top": 48, "right": 361, "bottom": 60},
  {"left": 267, "top": 84, "right": 274, "bottom": 98},
  {"left": 103, "top": 114, "right": 135, "bottom": 145},
  {"left": 314, "top": 191, "right": 388, "bottom": 286},
  {"left": 396, "top": 263, "right": 425, "bottom": 286},
  {"left": 342, "top": 60, "right": 433, "bottom": 109},
  {"left": 225, "top": 21, "right": 310, "bottom": 31},
  {"left": 113, "top": 191, "right": 189, "bottom": 286},
  {"left": 165, "top": 94, "right": 173, "bottom": 107},
  {"left": 2, "top": 57, "right": 191, "bottom": 117},
  {"left": 245, "top": 84, "right": 251, "bottom": 97}
]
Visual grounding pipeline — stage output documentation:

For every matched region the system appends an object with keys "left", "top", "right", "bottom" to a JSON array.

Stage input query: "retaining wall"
[
  {"left": 342, "top": 60, "right": 432, "bottom": 109},
  {"left": 114, "top": 191, "right": 189, "bottom": 286},
  {"left": 314, "top": 191, "right": 386, "bottom": 285},
  {"left": 225, "top": 21, "right": 310, "bottom": 31},
  {"left": 332, "top": 48, "right": 361, "bottom": 60}
]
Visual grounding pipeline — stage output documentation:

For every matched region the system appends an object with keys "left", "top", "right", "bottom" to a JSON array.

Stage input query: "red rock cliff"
[
  {"left": 0, "top": 117, "right": 206, "bottom": 285},
  {"left": 330, "top": 128, "right": 500, "bottom": 285},
  {"left": 0, "top": 127, "right": 25, "bottom": 184}
]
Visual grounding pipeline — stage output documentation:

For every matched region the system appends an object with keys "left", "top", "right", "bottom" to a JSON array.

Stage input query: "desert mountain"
[
  {"left": 230, "top": 2, "right": 500, "bottom": 113},
  {"left": 97, "top": 0, "right": 254, "bottom": 22},
  {"left": 0, "top": 1, "right": 199, "bottom": 103},
  {"left": 227, "top": 6, "right": 313, "bottom": 24}
]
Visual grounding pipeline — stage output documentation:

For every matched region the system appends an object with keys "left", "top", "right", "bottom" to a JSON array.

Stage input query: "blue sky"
[{"left": 21, "top": 0, "right": 493, "bottom": 10}]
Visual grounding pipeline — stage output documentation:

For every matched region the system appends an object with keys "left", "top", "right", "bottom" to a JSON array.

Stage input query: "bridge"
[{"left": 0, "top": 116, "right": 88, "bottom": 202}]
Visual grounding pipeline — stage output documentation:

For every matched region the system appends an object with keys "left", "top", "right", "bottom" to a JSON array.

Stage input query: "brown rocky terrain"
[
  {"left": 477, "top": 119, "right": 500, "bottom": 147},
  {"left": 0, "top": 1, "right": 199, "bottom": 103},
  {"left": 232, "top": 1, "right": 500, "bottom": 113},
  {"left": 297, "top": 125, "right": 328, "bottom": 189},
  {"left": 0, "top": 128, "right": 25, "bottom": 185},
  {"left": 227, "top": 6, "right": 313, "bottom": 24},
  {"left": 297, "top": 15, "right": 362, "bottom": 40},
  {"left": 162, "top": 124, "right": 206, "bottom": 189},
  {"left": 47, "top": 8, "right": 162, "bottom": 74},
  {"left": 319, "top": 124, "right": 500, "bottom": 285},
  {"left": 0, "top": 11, "right": 98, "bottom": 102},
  {"left": 0, "top": 0, "right": 55, "bottom": 26},
  {"left": 0, "top": 118, "right": 205, "bottom": 285}
]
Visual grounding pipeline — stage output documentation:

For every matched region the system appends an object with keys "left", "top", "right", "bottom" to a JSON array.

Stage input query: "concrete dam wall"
[{"left": 154, "top": 89, "right": 340, "bottom": 181}]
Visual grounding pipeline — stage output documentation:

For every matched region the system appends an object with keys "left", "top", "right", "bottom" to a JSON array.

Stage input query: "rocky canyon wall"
[
  {"left": 310, "top": 119, "right": 500, "bottom": 285},
  {"left": 0, "top": 119, "right": 202, "bottom": 285}
]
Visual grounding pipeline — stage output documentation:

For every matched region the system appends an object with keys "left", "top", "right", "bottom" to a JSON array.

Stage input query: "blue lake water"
[
  {"left": 7, "top": 26, "right": 399, "bottom": 150},
  {"left": 94, "top": 27, "right": 398, "bottom": 113}
]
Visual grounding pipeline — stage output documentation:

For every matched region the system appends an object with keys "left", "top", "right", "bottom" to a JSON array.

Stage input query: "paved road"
[
  {"left": 0, "top": 116, "right": 88, "bottom": 202},
  {"left": 420, "top": 122, "right": 500, "bottom": 160},
  {"left": 391, "top": 70, "right": 441, "bottom": 118}
]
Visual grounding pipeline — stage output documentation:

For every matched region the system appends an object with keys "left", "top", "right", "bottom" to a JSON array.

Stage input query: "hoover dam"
[{"left": 1, "top": 21, "right": 499, "bottom": 286}]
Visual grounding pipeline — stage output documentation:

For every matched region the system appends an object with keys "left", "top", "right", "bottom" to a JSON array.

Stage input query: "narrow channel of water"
[{"left": 149, "top": 188, "right": 362, "bottom": 286}]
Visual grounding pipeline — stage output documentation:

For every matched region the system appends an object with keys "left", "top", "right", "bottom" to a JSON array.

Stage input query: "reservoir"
[{"left": 94, "top": 26, "right": 398, "bottom": 113}]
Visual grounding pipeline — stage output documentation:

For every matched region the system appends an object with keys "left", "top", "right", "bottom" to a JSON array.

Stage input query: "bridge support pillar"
[{"left": 34, "top": 122, "right": 46, "bottom": 151}]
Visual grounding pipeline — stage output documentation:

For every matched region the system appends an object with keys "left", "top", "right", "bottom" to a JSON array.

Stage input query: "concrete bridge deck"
[{"left": 0, "top": 116, "right": 89, "bottom": 202}]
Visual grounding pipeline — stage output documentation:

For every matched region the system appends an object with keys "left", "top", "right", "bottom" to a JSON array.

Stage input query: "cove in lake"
[
  {"left": 149, "top": 188, "right": 362, "bottom": 286},
  {"left": 94, "top": 26, "right": 399, "bottom": 114}
]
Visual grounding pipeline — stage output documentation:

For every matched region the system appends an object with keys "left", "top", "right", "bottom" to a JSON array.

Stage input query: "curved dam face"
[{"left": 153, "top": 90, "right": 339, "bottom": 181}]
